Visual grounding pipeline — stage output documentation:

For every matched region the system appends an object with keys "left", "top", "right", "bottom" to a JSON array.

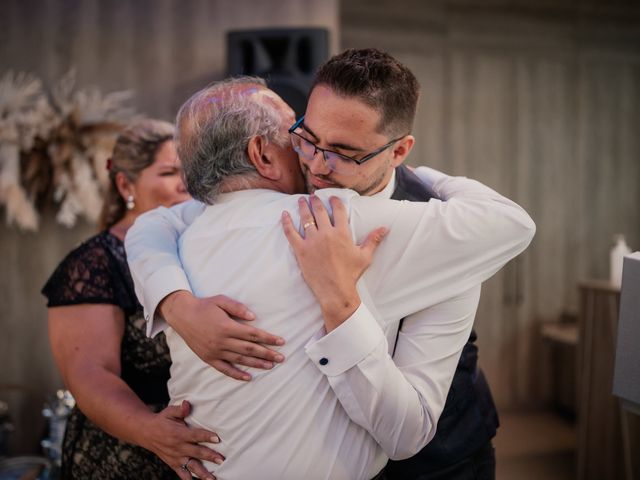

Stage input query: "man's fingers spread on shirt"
[
  {"left": 297, "top": 197, "right": 317, "bottom": 236},
  {"left": 225, "top": 338, "right": 284, "bottom": 363},
  {"left": 235, "top": 324, "right": 286, "bottom": 347},
  {"left": 330, "top": 196, "right": 348, "bottom": 229},
  {"left": 211, "top": 359, "right": 252, "bottom": 381},
  {"left": 221, "top": 351, "right": 276, "bottom": 370},
  {"left": 224, "top": 320, "right": 285, "bottom": 347},
  {"left": 360, "top": 226, "right": 389, "bottom": 259},
  {"left": 282, "top": 210, "right": 303, "bottom": 248},
  {"left": 212, "top": 295, "right": 256, "bottom": 321},
  {"left": 309, "top": 194, "right": 332, "bottom": 230}
]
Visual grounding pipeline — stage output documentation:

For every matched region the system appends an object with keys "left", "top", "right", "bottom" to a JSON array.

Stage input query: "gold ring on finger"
[{"left": 302, "top": 221, "right": 316, "bottom": 230}]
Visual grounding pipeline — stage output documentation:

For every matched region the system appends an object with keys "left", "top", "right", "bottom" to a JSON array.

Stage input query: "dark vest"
[{"left": 385, "top": 165, "right": 499, "bottom": 477}]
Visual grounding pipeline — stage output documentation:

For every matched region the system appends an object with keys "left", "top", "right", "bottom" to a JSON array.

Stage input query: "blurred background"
[{"left": 1, "top": 0, "right": 639, "bottom": 478}]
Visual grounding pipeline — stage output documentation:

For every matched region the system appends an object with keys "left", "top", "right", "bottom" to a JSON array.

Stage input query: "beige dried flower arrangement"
[{"left": 0, "top": 70, "right": 137, "bottom": 231}]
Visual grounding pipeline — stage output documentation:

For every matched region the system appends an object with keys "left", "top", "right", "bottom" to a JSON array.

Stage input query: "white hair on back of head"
[{"left": 176, "top": 76, "right": 289, "bottom": 204}]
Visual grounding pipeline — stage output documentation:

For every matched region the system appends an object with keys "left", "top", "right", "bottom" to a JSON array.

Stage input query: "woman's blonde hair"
[{"left": 98, "top": 119, "right": 175, "bottom": 230}]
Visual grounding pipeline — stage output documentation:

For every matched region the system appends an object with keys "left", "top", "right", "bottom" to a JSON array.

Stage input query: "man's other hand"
[
  {"left": 159, "top": 292, "right": 285, "bottom": 381},
  {"left": 282, "top": 195, "right": 388, "bottom": 332}
]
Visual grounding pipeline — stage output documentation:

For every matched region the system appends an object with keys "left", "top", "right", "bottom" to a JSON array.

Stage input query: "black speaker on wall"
[{"left": 227, "top": 28, "right": 329, "bottom": 118}]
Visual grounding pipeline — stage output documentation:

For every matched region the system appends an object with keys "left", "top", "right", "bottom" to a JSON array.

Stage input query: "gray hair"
[{"left": 176, "top": 76, "right": 288, "bottom": 204}]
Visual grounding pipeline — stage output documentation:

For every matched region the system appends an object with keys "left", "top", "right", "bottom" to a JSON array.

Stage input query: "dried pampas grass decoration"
[{"left": 0, "top": 70, "right": 137, "bottom": 231}]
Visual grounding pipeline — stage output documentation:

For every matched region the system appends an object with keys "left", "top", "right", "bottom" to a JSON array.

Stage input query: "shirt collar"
[
  {"left": 213, "top": 169, "right": 398, "bottom": 203},
  {"left": 372, "top": 168, "right": 397, "bottom": 200}
]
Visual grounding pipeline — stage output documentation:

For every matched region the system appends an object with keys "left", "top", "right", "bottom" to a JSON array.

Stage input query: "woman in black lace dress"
[{"left": 42, "top": 119, "right": 222, "bottom": 480}]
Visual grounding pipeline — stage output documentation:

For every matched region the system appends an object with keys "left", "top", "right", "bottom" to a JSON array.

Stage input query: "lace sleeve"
[{"left": 42, "top": 235, "right": 121, "bottom": 308}]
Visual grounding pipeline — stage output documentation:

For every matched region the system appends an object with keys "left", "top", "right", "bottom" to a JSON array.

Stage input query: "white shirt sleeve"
[
  {"left": 305, "top": 167, "right": 534, "bottom": 459},
  {"left": 124, "top": 199, "right": 205, "bottom": 337},
  {"left": 306, "top": 287, "right": 479, "bottom": 459},
  {"left": 350, "top": 167, "right": 535, "bottom": 318}
]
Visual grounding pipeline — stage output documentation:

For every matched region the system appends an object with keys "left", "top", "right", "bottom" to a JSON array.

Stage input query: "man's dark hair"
[{"left": 311, "top": 48, "right": 420, "bottom": 137}]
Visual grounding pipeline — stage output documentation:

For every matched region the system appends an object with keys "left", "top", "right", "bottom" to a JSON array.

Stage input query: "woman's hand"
[
  {"left": 141, "top": 400, "right": 223, "bottom": 480},
  {"left": 159, "top": 293, "right": 286, "bottom": 381},
  {"left": 282, "top": 195, "right": 388, "bottom": 332},
  {"left": 48, "top": 304, "right": 222, "bottom": 479}
]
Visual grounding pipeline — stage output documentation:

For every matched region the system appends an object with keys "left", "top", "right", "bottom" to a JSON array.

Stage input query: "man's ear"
[
  {"left": 390, "top": 135, "right": 415, "bottom": 168},
  {"left": 247, "top": 135, "right": 280, "bottom": 180}
]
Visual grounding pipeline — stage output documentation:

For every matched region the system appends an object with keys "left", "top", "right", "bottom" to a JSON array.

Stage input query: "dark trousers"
[
  {"left": 370, "top": 468, "right": 386, "bottom": 480},
  {"left": 381, "top": 441, "right": 496, "bottom": 480}
]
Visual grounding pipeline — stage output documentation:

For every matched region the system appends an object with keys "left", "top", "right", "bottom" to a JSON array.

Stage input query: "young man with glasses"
[
  {"left": 126, "top": 50, "right": 521, "bottom": 479},
  {"left": 288, "top": 115, "right": 408, "bottom": 190},
  {"left": 289, "top": 50, "right": 501, "bottom": 479}
]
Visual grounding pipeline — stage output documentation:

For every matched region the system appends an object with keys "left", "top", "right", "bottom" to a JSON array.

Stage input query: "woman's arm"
[{"left": 48, "top": 304, "right": 223, "bottom": 480}]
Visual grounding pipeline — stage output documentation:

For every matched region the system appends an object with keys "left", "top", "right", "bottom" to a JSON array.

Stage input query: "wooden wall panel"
[
  {"left": 576, "top": 57, "right": 640, "bottom": 282},
  {"left": 0, "top": 0, "right": 339, "bottom": 120},
  {"left": 0, "top": 217, "right": 96, "bottom": 455},
  {"left": 2, "top": 0, "right": 640, "bottom": 456},
  {"left": 0, "top": 0, "right": 338, "bottom": 454},
  {"left": 342, "top": 0, "right": 640, "bottom": 409}
]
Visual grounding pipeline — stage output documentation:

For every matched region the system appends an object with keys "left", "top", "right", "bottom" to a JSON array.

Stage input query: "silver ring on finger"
[{"left": 181, "top": 457, "right": 193, "bottom": 473}]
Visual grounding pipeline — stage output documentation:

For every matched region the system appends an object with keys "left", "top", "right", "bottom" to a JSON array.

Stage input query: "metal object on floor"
[
  {"left": 40, "top": 390, "right": 74, "bottom": 470},
  {"left": 0, "top": 456, "right": 51, "bottom": 480},
  {"left": 0, "top": 401, "right": 14, "bottom": 458}
]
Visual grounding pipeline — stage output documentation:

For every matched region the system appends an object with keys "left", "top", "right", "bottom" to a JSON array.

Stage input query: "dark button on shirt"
[{"left": 319, "top": 357, "right": 329, "bottom": 366}]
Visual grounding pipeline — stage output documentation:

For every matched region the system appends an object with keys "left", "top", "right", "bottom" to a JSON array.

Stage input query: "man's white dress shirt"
[{"left": 126, "top": 167, "right": 535, "bottom": 479}]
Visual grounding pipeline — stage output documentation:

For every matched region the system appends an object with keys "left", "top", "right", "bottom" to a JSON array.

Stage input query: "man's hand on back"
[
  {"left": 282, "top": 195, "right": 388, "bottom": 332},
  {"left": 159, "top": 291, "right": 285, "bottom": 381}
]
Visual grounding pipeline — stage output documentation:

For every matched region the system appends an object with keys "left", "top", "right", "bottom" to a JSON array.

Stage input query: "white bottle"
[{"left": 610, "top": 234, "right": 631, "bottom": 288}]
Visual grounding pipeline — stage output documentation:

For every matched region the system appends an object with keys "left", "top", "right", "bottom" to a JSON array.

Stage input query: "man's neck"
[
  {"left": 371, "top": 168, "right": 397, "bottom": 199},
  {"left": 220, "top": 175, "right": 288, "bottom": 195}
]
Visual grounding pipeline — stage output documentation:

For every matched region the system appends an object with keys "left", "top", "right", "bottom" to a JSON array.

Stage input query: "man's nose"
[{"left": 304, "top": 149, "right": 331, "bottom": 175}]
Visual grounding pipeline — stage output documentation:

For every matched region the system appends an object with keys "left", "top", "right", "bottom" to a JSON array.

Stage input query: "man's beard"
[
  {"left": 302, "top": 162, "right": 391, "bottom": 196},
  {"left": 303, "top": 167, "right": 344, "bottom": 194}
]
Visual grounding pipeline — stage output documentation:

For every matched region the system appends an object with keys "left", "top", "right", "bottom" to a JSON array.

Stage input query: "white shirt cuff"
[
  {"left": 143, "top": 265, "right": 193, "bottom": 337},
  {"left": 305, "top": 303, "right": 386, "bottom": 376}
]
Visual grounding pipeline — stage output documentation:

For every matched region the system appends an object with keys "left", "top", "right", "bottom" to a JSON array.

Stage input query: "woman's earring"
[{"left": 126, "top": 195, "right": 135, "bottom": 210}]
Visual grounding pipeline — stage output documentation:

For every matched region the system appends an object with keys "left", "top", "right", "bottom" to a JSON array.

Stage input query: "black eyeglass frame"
[{"left": 288, "top": 116, "right": 407, "bottom": 167}]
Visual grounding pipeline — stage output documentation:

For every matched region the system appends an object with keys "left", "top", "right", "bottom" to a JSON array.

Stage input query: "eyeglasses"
[{"left": 288, "top": 116, "right": 406, "bottom": 176}]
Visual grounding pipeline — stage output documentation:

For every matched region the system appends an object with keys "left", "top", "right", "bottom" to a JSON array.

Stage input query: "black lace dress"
[{"left": 42, "top": 231, "right": 177, "bottom": 479}]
